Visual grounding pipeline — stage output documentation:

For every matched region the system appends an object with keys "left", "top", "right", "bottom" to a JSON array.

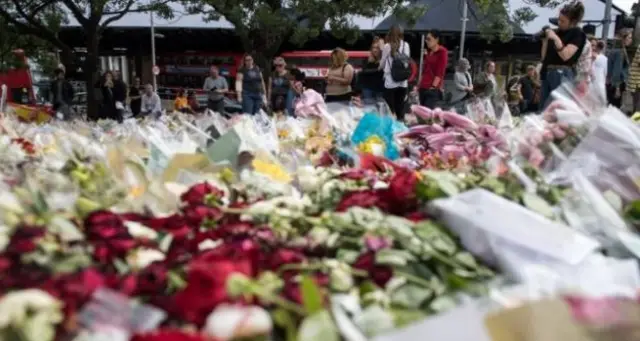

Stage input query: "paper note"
[{"left": 205, "top": 128, "right": 242, "bottom": 167}]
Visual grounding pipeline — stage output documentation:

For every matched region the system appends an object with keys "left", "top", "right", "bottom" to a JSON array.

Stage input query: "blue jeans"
[
  {"left": 242, "top": 92, "right": 263, "bottom": 115},
  {"left": 361, "top": 88, "right": 384, "bottom": 101},
  {"left": 542, "top": 67, "right": 574, "bottom": 109},
  {"left": 286, "top": 89, "right": 295, "bottom": 116}
]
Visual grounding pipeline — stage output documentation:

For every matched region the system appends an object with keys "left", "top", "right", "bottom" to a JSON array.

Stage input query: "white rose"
[
  {"left": 124, "top": 221, "right": 158, "bottom": 240},
  {"left": 204, "top": 304, "right": 272, "bottom": 340},
  {"left": 0, "top": 289, "right": 62, "bottom": 329},
  {"left": 127, "top": 248, "right": 165, "bottom": 270}
]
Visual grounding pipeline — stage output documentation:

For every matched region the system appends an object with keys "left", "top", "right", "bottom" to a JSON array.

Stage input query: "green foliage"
[
  {"left": 183, "top": 0, "right": 425, "bottom": 66},
  {"left": 474, "top": 0, "right": 570, "bottom": 42}
]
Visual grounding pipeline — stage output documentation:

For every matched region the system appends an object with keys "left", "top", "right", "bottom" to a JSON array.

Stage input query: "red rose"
[
  {"left": 336, "top": 190, "right": 388, "bottom": 212},
  {"left": 43, "top": 268, "right": 106, "bottom": 316},
  {"left": 132, "top": 330, "right": 217, "bottom": 341},
  {"left": 404, "top": 212, "right": 428, "bottom": 222},
  {"left": 181, "top": 182, "right": 224, "bottom": 206},
  {"left": 385, "top": 168, "right": 418, "bottom": 202},
  {"left": 5, "top": 225, "right": 45, "bottom": 255},
  {"left": 267, "top": 249, "right": 306, "bottom": 271},
  {"left": 105, "top": 273, "right": 138, "bottom": 296},
  {"left": 136, "top": 262, "right": 169, "bottom": 295},
  {"left": 353, "top": 251, "right": 393, "bottom": 288},
  {"left": 84, "top": 210, "right": 127, "bottom": 240},
  {"left": 173, "top": 256, "right": 253, "bottom": 326},
  {"left": 183, "top": 205, "right": 223, "bottom": 227},
  {"left": 338, "top": 169, "right": 371, "bottom": 181}
]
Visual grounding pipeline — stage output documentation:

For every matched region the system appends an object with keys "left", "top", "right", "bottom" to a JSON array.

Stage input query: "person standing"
[
  {"left": 449, "top": 58, "right": 473, "bottom": 114},
  {"left": 325, "top": 48, "right": 354, "bottom": 103},
  {"left": 128, "top": 77, "right": 142, "bottom": 117},
  {"left": 418, "top": 29, "right": 448, "bottom": 109},
  {"left": 140, "top": 84, "right": 162, "bottom": 118},
  {"left": 268, "top": 57, "right": 291, "bottom": 114},
  {"left": 203, "top": 66, "right": 229, "bottom": 114},
  {"left": 112, "top": 70, "right": 127, "bottom": 115},
  {"left": 359, "top": 38, "right": 385, "bottom": 102},
  {"left": 96, "top": 71, "right": 119, "bottom": 121},
  {"left": 607, "top": 29, "right": 632, "bottom": 109},
  {"left": 590, "top": 39, "right": 608, "bottom": 99},
  {"left": 540, "top": 1, "right": 586, "bottom": 107},
  {"left": 380, "top": 25, "right": 411, "bottom": 120},
  {"left": 519, "top": 65, "right": 541, "bottom": 113},
  {"left": 235, "top": 54, "right": 267, "bottom": 115},
  {"left": 475, "top": 61, "right": 498, "bottom": 98},
  {"left": 50, "top": 68, "right": 74, "bottom": 119}
]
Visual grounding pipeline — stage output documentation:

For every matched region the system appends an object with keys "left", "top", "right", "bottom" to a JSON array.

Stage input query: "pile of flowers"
[{"left": 0, "top": 82, "right": 639, "bottom": 341}]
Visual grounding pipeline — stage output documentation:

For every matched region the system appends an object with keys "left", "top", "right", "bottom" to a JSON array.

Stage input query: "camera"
[{"left": 537, "top": 25, "right": 551, "bottom": 39}]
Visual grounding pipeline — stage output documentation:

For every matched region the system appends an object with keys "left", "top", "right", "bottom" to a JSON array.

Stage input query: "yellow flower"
[
  {"left": 357, "top": 135, "right": 386, "bottom": 155},
  {"left": 277, "top": 129, "right": 290, "bottom": 139},
  {"left": 252, "top": 159, "right": 291, "bottom": 183}
]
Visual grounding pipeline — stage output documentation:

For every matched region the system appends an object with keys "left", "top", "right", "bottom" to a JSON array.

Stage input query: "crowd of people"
[{"left": 48, "top": 0, "right": 638, "bottom": 122}]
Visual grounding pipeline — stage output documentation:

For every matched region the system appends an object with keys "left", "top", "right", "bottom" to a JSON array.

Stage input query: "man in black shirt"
[
  {"left": 519, "top": 65, "right": 540, "bottom": 113},
  {"left": 540, "top": 1, "right": 586, "bottom": 108}
]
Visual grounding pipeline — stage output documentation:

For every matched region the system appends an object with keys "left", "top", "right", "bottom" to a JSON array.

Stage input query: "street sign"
[{"left": 152, "top": 65, "right": 160, "bottom": 75}]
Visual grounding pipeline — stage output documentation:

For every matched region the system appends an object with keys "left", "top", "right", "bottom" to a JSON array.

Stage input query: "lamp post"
[
  {"left": 459, "top": 0, "right": 468, "bottom": 60},
  {"left": 602, "top": 0, "right": 613, "bottom": 40},
  {"left": 150, "top": 11, "right": 157, "bottom": 91}
]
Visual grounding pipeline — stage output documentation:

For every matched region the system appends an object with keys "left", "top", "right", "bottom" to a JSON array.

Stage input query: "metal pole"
[
  {"left": 602, "top": 0, "right": 613, "bottom": 40},
  {"left": 150, "top": 11, "right": 157, "bottom": 91},
  {"left": 460, "top": 0, "right": 468, "bottom": 59},
  {"left": 418, "top": 34, "right": 425, "bottom": 85}
]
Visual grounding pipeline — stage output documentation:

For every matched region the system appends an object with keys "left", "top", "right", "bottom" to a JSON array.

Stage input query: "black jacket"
[
  {"left": 50, "top": 79, "right": 74, "bottom": 110},
  {"left": 358, "top": 60, "right": 384, "bottom": 92}
]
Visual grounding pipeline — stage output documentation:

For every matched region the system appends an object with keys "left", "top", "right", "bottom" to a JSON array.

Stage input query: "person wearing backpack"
[
  {"left": 419, "top": 30, "right": 448, "bottom": 109},
  {"left": 325, "top": 48, "right": 355, "bottom": 103},
  {"left": 379, "top": 25, "right": 411, "bottom": 121}
]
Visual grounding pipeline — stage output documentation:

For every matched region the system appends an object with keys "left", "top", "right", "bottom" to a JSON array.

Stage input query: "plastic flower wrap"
[
  {"left": 351, "top": 112, "right": 399, "bottom": 160},
  {"left": 547, "top": 107, "right": 640, "bottom": 203}
]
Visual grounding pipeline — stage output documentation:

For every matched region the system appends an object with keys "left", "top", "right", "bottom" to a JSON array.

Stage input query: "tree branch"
[
  {"left": 100, "top": 0, "right": 136, "bottom": 30},
  {"left": 60, "top": 0, "right": 89, "bottom": 26},
  {"left": 0, "top": 5, "right": 70, "bottom": 54},
  {"left": 102, "top": 0, "right": 174, "bottom": 15}
]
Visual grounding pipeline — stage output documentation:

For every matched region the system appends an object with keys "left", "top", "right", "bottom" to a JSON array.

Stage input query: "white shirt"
[
  {"left": 380, "top": 40, "right": 411, "bottom": 89},
  {"left": 592, "top": 53, "right": 608, "bottom": 90},
  {"left": 141, "top": 92, "right": 162, "bottom": 114}
]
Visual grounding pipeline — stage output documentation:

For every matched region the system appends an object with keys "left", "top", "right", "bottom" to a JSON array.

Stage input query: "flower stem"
[
  {"left": 394, "top": 270, "right": 434, "bottom": 288},
  {"left": 252, "top": 288, "right": 306, "bottom": 316}
]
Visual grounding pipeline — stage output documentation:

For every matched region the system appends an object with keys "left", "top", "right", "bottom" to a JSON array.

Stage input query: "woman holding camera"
[{"left": 540, "top": 1, "right": 586, "bottom": 108}]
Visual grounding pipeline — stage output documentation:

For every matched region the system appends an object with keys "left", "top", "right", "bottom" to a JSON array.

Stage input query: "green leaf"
[
  {"left": 454, "top": 252, "right": 478, "bottom": 269},
  {"left": 429, "top": 295, "right": 458, "bottom": 313},
  {"left": 273, "top": 308, "right": 298, "bottom": 341},
  {"left": 167, "top": 271, "right": 187, "bottom": 292},
  {"left": 300, "top": 275, "right": 324, "bottom": 315},
  {"left": 391, "top": 308, "right": 427, "bottom": 328},
  {"left": 390, "top": 284, "right": 432, "bottom": 309},
  {"left": 414, "top": 222, "right": 457, "bottom": 255},
  {"left": 297, "top": 310, "right": 340, "bottom": 341},
  {"left": 625, "top": 200, "right": 640, "bottom": 224},
  {"left": 375, "top": 249, "right": 416, "bottom": 267},
  {"left": 522, "top": 192, "right": 555, "bottom": 218},
  {"left": 51, "top": 253, "right": 91, "bottom": 274}
]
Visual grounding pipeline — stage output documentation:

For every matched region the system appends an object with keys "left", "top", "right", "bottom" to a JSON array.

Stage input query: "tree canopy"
[
  {"left": 0, "top": 0, "right": 176, "bottom": 118},
  {"left": 182, "top": 0, "right": 426, "bottom": 66}
]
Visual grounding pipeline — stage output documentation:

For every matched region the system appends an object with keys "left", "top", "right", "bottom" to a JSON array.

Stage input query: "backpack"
[
  {"left": 389, "top": 42, "right": 411, "bottom": 82},
  {"left": 575, "top": 39, "right": 592, "bottom": 81}
]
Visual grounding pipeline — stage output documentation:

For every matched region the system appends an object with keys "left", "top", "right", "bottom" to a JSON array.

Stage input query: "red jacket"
[{"left": 419, "top": 46, "right": 448, "bottom": 90}]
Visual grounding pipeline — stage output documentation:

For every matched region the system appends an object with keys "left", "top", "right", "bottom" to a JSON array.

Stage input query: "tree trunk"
[{"left": 84, "top": 27, "right": 100, "bottom": 120}]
